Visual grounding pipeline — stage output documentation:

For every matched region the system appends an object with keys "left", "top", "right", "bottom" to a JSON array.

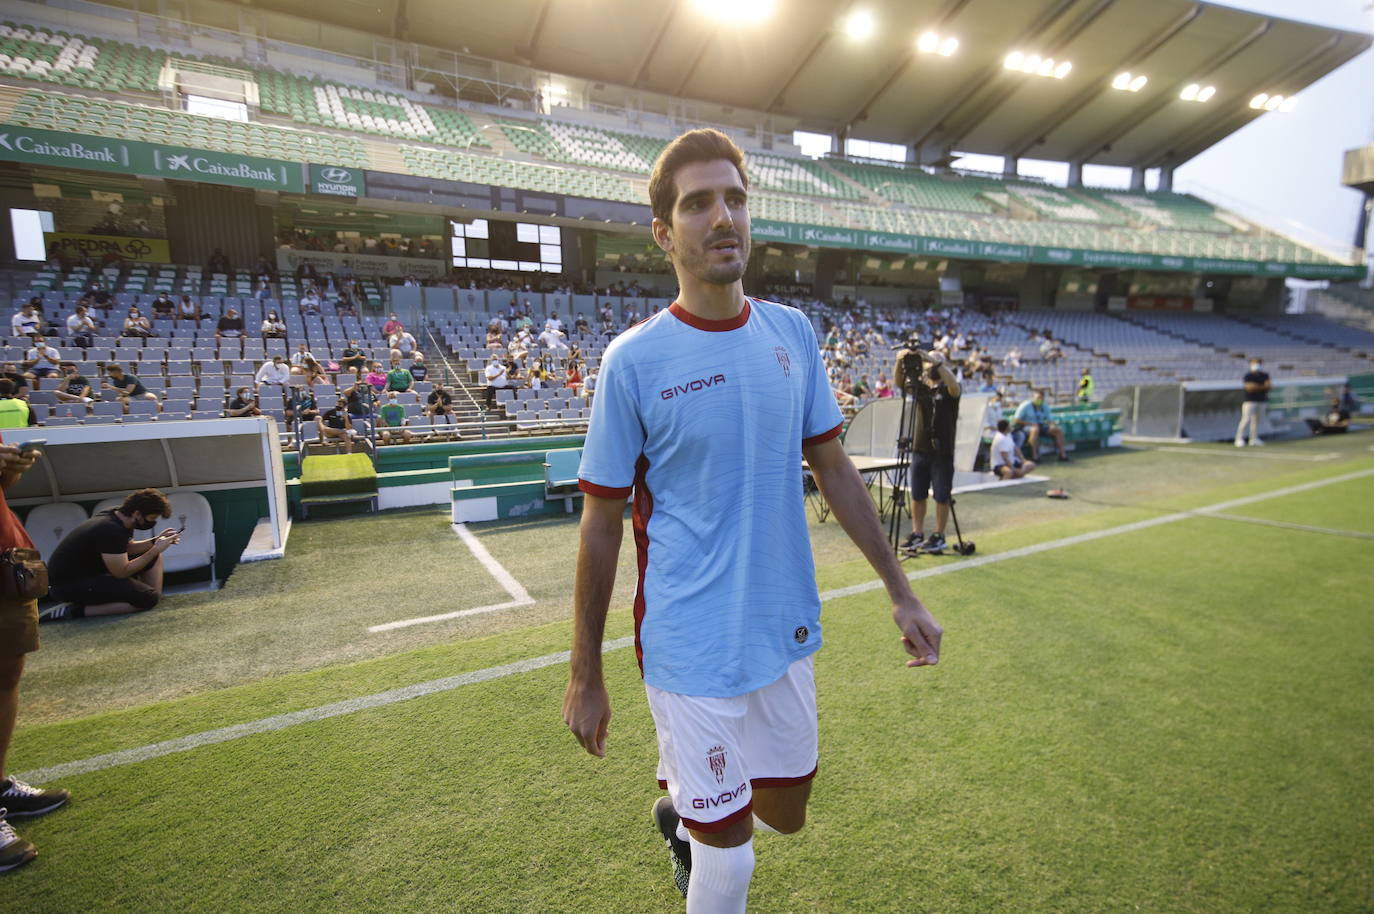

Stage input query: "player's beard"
[{"left": 675, "top": 229, "right": 750, "bottom": 286}]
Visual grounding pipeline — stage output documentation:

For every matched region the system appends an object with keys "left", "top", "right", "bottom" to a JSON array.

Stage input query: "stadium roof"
[{"left": 252, "top": 0, "right": 1371, "bottom": 170}]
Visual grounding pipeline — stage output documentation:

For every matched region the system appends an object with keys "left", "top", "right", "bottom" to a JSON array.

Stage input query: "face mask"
[{"left": 134, "top": 514, "right": 158, "bottom": 531}]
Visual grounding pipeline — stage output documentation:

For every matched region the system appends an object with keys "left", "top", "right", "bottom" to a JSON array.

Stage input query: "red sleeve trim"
[
  {"left": 681, "top": 800, "right": 754, "bottom": 834},
  {"left": 578, "top": 479, "right": 632, "bottom": 498},
  {"left": 802, "top": 423, "right": 843, "bottom": 447},
  {"left": 750, "top": 764, "right": 818, "bottom": 789}
]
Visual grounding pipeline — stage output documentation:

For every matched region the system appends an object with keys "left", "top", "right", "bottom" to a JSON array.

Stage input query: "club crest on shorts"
[
  {"left": 794, "top": 625, "right": 809, "bottom": 644},
  {"left": 775, "top": 346, "right": 791, "bottom": 377},
  {"left": 706, "top": 745, "right": 728, "bottom": 785}
]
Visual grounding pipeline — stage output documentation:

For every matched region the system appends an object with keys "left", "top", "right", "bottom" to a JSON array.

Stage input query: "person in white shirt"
[
  {"left": 22, "top": 337, "right": 61, "bottom": 383},
  {"left": 66, "top": 305, "right": 97, "bottom": 348},
  {"left": 537, "top": 325, "right": 568, "bottom": 369},
  {"left": 254, "top": 355, "right": 292, "bottom": 396},
  {"left": 483, "top": 355, "right": 507, "bottom": 410},
  {"left": 11, "top": 304, "right": 42, "bottom": 338},
  {"left": 388, "top": 330, "right": 417, "bottom": 361},
  {"left": 544, "top": 311, "right": 564, "bottom": 333},
  {"left": 290, "top": 343, "right": 315, "bottom": 372},
  {"left": 260, "top": 311, "right": 286, "bottom": 339},
  {"left": 990, "top": 419, "right": 1036, "bottom": 479}
]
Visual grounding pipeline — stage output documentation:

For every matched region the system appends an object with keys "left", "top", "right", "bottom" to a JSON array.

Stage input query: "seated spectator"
[
  {"left": 0, "top": 380, "right": 33, "bottom": 428},
  {"left": 386, "top": 359, "right": 413, "bottom": 393},
  {"left": 388, "top": 329, "right": 418, "bottom": 361},
  {"left": 0, "top": 364, "right": 28, "bottom": 398},
  {"left": 287, "top": 385, "right": 319, "bottom": 424},
  {"left": 215, "top": 308, "right": 245, "bottom": 341},
  {"left": 508, "top": 328, "right": 531, "bottom": 366},
  {"left": 290, "top": 342, "right": 314, "bottom": 373},
  {"left": 41, "top": 488, "right": 176, "bottom": 620},
  {"left": 527, "top": 359, "right": 547, "bottom": 391},
  {"left": 300, "top": 286, "right": 322, "bottom": 311},
  {"left": 426, "top": 382, "right": 454, "bottom": 420},
  {"left": 583, "top": 365, "right": 598, "bottom": 403},
  {"left": 376, "top": 391, "right": 413, "bottom": 445},
  {"left": 991, "top": 419, "right": 1037, "bottom": 480},
  {"left": 54, "top": 363, "right": 93, "bottom": 406},
  {"left": 364, "top": 362, "right": 388, "bottom": 393},
  {"left": 567, "top": 342, "right": 583, "bottom": 367},
  {"left": 254, "top": 355, "right": 291, "bottom": 395},
  {"left": 150, "top": 292, "right": 176, "bottom": 320},
  {"left": 1003, "top": 347, "right": 1021, "bottom": 369},
  {"left": 408, "top": 353, "right": 428, "bottom": 383},
  {"left": 566, "top": 361, "right": 582, "bottom": 396},
  {"left": 122, "top": 307, "right": 154, "bottom": 339},
  {"left": 102, "top": 364, "right": 159, "bottom": 413},
  {"left": 226, "top": 386, "right": 261, "bottom": 418},
  {"left": 300, "top": 357, "right": 328, "bottom": 387},
  {"left": 874, "top": 373, "right": 893, "bottom": 399},
  {"left": 1038, "top": 335, "right": 1064, "bottom": 362},
  {"left": 343, "top": 373, "right": 377, "bottom": 427},
  {"left": 545, "top": 311, "right": 564, "bottom": 333},
  {"left": 382, "top": 313, "right": 404, "bottom": 338},
  {"left": 486, "top": 325, "right": 505, "bottom": 351},
  {"left": 87, "top": 280, "right": 112, "bottom": 309},
  {"left": 22, "top": 337, "right": 61, "bottom": 387},
  {"left": 175, "top": 295, "right": 202, "bottom": 326},
  {"left": 334, "top": 288, "right": 357, "bottom": 317},
  {"left": 538, "top": 325, "right": 568, "bottom": 369},
  {"left": 1305, "top": 398, "right": 1351, "bottom": 435},
  {"left": 316, "top": 397, "right": 365, "bottom": 453},
  {"left": 1013, "top": 392, "right": 1068, "bottom": 461},
  {"left": 260, "top": 311, "right": 286, "bottom": 339},
  {"left": 574, "top": 313, "right": 590, "bottom": 334},
  {"left": 339, "top": 341, "right": 367, "bottom": 373},
  {"left": 11, "top": 303, "right": 42, "bottom": 339},
  {"left": 253, "top": 278, "right": 273, "bottom": 302},
  {"left": 66, "top": 304, "right": 97, "bottom": 349}
]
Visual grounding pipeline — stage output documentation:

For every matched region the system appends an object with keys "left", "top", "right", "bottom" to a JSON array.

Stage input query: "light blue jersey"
[{"left": 578, "top": 298, "right": 843, "bottom": 698}]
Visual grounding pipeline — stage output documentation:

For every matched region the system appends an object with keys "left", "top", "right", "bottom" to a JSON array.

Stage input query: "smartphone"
[{"left": 16, "top": 439, "right": 47, "bottom": 453}]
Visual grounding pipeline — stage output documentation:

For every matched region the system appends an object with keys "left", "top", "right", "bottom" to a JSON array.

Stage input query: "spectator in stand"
[
  {"left": 226, "top": 386, "right": 261, "bottom": 418},
  {"left": 66, "top": 304, "right": 97, "bottom": 349},
  {"left": 87, "top": 279, "right": 112, "bottom": 309},
  {"left": 11, "top": 303, "right": 42, "bottom": 340},
  {"left": 509, "top": 327, "right": 531, "bottom": 367},
  {"left": 408, "top": 353, "right": 428, "bottom": 383},
  {"left": 1013, "top": 392, "right": 1068, "bottom": 462},
  {"left": 1003, "top": 346, "right": 1022, "bottom": 369},
  {"left": 545, "top": 311, "right": 564, "bottom": 333},
  {"left": 385, "top": 359, "right": 413, "bottom": 393},
  {"left": 295, "top": 260, "right": 319, "bottom": 284},
  {"left": 382, "top": 313, "right": 404, "bottom": 337},
  {"left": 299, "top": 285, "right": 322, "bottom": 313},
  {"left": 174, "top": 295, "right": 202, "bottom": 326},
  {"left": 1076, "top": 368, "right": 1095, "bottom": 404},
  {"left": 574, "top": 313, "right": 590, "bottom": 334},
  {"left": 287, "top": 385, "right": 319, "bottom": 425},
  {"left": 122, "top": 307, "right": 153, "bottom": 339},
  {"left": 874, "top": 373, "right": 894, "bottom": 398},
  {"left": 388, "top": 328, "right": 418, "bottom": 361},
  {"left": 342, "top": 375, "right": 376, "bottom": 435},
  {"left": 260, "top": 311, "right": 286, "bottom": 340},
  {"left": 290, "top": 342, "right": 314, "bottom": 373},
  {"left": 253, "top": 278, "right": 272, "bottom": 302},
  {"left": 1235, "top": 358, "right": 1271, "bottom": 448},
  {"left": 527, "top": 359, "right": 547, "bottom": 391},
  {"left": 364, "top": 362, "right": 388, "bottom": 393},
  {"left": 0, "top": 436, "right": 70, "bottom": 873},
  {"left": 215, "top": 307, "right": 245, "bottom": 341},
  {"left": 42, "top": 487, "right": 176, "bottom": 622},
  {"left": 299, "top": 357, "right": 328, "bottom": 388},
  {"left": 0, "top": 381, "right": 32, "bottom": 429},
  {"left": 425, "top": 382, "right": 454, "bottom": 421},
  {"left": 54, "top": 363, "right": 93, "bottom": 407},
  {"left": 1038, "top": 334, "right": 1064, "bottom": 363},
  {"left": 253, "top": 255, "right": 275, "bottom": 280},
  {"left": 22, "top": 338, "right": 61, "bottom": 387},
  {"left": 990, "top": 419, "right": 1036, "bottom": 479},
  {"left": 1304, "top": 398, "right": 1351, "bottom": 435},
  {"left": 486, "top": 324, "right": 505, "bottom": 352},
  {"left": 207, "top": 249, "right": 231, "bottom": 274},
  {"left": 484, "top": 354, "right": 508, "bottom": 410},
  {"left": 334, "top": 287, "right": 357, "bottom": 317},
  {"left": 339, "top": 340, "right": 367, "bottom": 374},
  {"left": 376, "top": 391, "right": 413, "bottom": 445},
  {"left": 101, "top": 364, "right": 159, "bottom": 414},
  {"left": 538, "top": 324, "right": 568, "bottom": 370},
  {"left": 0, "top": 366, "right": 28, "bottom": 399},
  {"left": 583, "top": 365, "right": 598, "bottom": 403},
  {"left": 254, "top": 355, "right": 291, "bottom": 396}
]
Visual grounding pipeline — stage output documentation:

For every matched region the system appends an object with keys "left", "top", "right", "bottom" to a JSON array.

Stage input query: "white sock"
[
  {"left": 676, "top": 821, "right": 690, "bottom": 843},
  {"left": 685, "top": 836, "right": 754, "bottom": 914},
  {"left": 752, "top": 813, "right": 780, "bottom": 835}
]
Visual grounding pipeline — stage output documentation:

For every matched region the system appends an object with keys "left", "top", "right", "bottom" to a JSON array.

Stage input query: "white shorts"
[{"left": 645, "top": 655, "right": 818, "bottom": 833}]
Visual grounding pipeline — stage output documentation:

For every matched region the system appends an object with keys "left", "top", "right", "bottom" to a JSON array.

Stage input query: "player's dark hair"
[
  {"left": 120, "top": 487, "right": 171, "bottom": 519},
  {"left": 997, "top": 419, "right": 1010, "bottom": 433},
  {"left": 648, "top": 128, "right": 748, "bottom": 227}
]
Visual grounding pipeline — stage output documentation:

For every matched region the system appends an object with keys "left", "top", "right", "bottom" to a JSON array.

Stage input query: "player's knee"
[{"left": 765, "top": 809, "right": 807, "bottom": 834}]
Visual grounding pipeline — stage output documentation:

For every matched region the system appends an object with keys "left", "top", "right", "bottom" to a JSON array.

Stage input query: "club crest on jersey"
[
  {"left": 775, "top": 346, "right": 791, "bottom": 376},
  {"left": 706, "top": 745, "right": 728, "bottom": 784}
]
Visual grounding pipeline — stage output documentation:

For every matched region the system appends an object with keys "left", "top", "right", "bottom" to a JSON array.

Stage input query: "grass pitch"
[{"left": 6, "top": 434, "right": 1374, "bottom": 913}]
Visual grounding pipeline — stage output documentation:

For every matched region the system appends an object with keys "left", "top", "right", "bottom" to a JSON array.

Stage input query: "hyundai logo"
[{"left": 320, "top": 167, "right": 353, "bottom": 183}]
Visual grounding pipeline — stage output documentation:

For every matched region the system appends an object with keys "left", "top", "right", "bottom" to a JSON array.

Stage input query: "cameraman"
[{"left": 895, "top": 346, "right": 961, "bottom": 554}]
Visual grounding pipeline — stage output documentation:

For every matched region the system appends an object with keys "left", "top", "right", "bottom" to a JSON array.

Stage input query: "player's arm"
[
  {"left": 802, "top": 437, "right": 942, "bottom": 668},
  {"left": 564, "top": 491, "right": 626, "bottom": 757}
]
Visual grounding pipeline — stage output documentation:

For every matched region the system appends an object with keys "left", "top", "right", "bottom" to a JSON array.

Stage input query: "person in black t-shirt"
[
  {"left": 101, "top": 364, "right": 159, "bottom": 413},
  {"left": 339, "top": 340, "right": 367, "bottom": 373},
  {"left": 215, "top": 308, "right": 245, "bottom": 341},
  {"left": 408, "top": 353, "right": 428, "bottom": 382},
  {"left": 1305, "top": 398, "right": 1351, "bottom": 435},
  {"left": 316, "top": 398, "right": 367, "bottom": 453},
  {"left": 425, "top": 382, "right": 454, "bottom": 420},
  {"left": 1235, "top": 358, "right": 1271, "bottom": 447},
  {"left": 226, "top": 386, "right": 261, "bottom": 418},
  {"left": 899, "top": 350, "right": 961, "bottom": 555},
  {"left": 54, "top": 363, "right": 92, "bottom": 405},
  {"left": 43, "top": 488, "right": 177, "bottom": 619}
]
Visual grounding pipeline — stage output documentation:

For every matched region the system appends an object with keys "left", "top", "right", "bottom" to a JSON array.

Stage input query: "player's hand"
[
  {"left": 563, "top": 677, "right": 612, "bottom": 758},
  {"left": 894, "top": 596, "right": 942, "bottom": 668}
]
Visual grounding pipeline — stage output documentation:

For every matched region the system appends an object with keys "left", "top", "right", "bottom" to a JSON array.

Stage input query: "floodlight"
[
  {"left": 1004, "top": 51, "right": 1024, "bottom": 70},
  {"left": 1023, "top": 54, "right": 1042, "bottom": 73},
  {"left": 1036, "top": 57, "right": 1055, "bottom": 76},
  {"left": 1112, "top": 72, "right": 1132, "bottom": 90},
  {"left": 1250, "top": 93, "right": 1268, "bottom": 109},
  {"left": 938, "top": 37, "right": 959, "bottom": 56},
  {"left": 1197, "top": 85, "right": 1215, "bottom": 102},
  {"left": 846, "top": 11, "right": 875, "bottom": 40},
  {"left": 1129, "top": 75, "right": 1147, "bottom": 91},
  {"left": 1053, "top": 60, "right": 1072, "bottom": 79},
  {"left": 1263, "top": 94, "right": 1282, "bottom": 111},
  {"left": 1180, "top": 83, "right": 1199, "bottom": 101},
  {"left": 917, "top": 31, "right": 939, "bottom": 53},
  {"left": 1278, "top": 96, "right": 1296, "bottom": 112}
]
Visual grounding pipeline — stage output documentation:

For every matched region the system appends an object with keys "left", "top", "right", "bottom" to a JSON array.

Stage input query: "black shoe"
[
  {"left": 37, "top": 604, "right": 75, "bottom": 623},
  {"left": 920, "top": 533, "right": 947, "bottom": 554},
  {"left": 901, "top": 532, "right": 924, "bottom": 552},
  {"left": 0, "top": 778, "right": 70, "bottom": 819},
  {"left": 1058, "top": 454, "right": 1071, "bottom": 462},
  {"left": 652, "top": 796, "right": 691, "bottom": 898},
  {"left": 0, "top": 813, "right": 36, "bottom": 873}
]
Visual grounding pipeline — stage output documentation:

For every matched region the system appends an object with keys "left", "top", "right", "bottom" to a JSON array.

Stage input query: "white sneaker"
[
  {"left": 1234, "top": 438, "right": 1245, "bottom": 448},
  {"left": 1249, "top": 438, "right": 1264, "bottom": 446}
]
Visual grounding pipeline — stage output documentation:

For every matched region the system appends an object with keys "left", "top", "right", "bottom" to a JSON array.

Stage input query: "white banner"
[{"left": 275, "top": 249, "right": 448, "bottom": 280}]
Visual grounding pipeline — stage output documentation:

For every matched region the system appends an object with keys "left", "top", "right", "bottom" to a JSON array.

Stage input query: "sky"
[{"left": 939, "top": 1, "right": 1374, "bottom": 258}]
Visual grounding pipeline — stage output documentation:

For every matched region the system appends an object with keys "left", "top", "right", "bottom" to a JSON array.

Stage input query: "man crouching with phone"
[{"left": 40, "top": 488, "right": 178, "bottom": 622}]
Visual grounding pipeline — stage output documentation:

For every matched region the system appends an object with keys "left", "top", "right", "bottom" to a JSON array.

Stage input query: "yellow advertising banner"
[{"left": 44, "top": 232, "right": 171, "bottom": 263}]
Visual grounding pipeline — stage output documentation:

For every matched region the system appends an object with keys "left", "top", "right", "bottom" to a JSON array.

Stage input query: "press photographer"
[{"left": 894, "top": 342, "right": 961, "bottom": 554}]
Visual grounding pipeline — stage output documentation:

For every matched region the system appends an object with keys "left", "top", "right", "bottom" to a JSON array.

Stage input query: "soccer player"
[{"left": 563, "top": 129, "right": 943, "bottom": 914}]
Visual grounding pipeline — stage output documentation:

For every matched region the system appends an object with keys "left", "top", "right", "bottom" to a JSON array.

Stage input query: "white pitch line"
[
  {"left": 19, "top": 466, "right": 1374, "bottom": 786},
  {"left": 1139, "top": 445, "right": 1340, "bottom": 462},
  {"left": 1204, "top": 513, "right": 1374, "bottom": 540},
  {"left": 368, "top": 523, "right": 535, "bottom": 632}
]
